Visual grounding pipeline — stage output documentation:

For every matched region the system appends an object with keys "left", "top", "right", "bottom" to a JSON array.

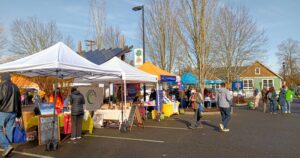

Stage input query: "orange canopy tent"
[{"left": 138, "top": 61, "right": 176, "bottom": 82}]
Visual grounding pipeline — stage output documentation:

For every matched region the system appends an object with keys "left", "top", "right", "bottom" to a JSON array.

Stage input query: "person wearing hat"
[
  {"left": 188, "top": 88, "right": 203, "bottom": 129},
  {"left": 0, "top": 73, "right": 22, "bottom": 157}
]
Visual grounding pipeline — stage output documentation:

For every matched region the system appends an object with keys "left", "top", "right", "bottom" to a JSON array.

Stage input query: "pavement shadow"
[
  {"left": 201, "top": 121, "right": 220, "bottom": 132},
  {"left": 173, "top": 118, "right": 191, "bottom": 128}
]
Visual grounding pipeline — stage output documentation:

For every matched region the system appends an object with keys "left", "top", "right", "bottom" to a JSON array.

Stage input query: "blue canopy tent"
[
  {"left": 181, "top": 72, "right": 199, "bottom": 85},
  {"left": 205, "top": 80, "right": 224, "bottom": 85}
]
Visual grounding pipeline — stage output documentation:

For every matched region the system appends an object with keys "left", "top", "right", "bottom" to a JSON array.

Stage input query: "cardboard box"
[{"left": 22, "top": 111, "right": 35, "bottom": 130}]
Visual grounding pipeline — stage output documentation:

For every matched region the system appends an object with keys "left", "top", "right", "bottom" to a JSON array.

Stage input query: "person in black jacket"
[
  {"left": 69, "top": 87, "right": 85, "bottom": 140},
  {"left": 0, "top": 73, "right": 22, "bottom": 157}
]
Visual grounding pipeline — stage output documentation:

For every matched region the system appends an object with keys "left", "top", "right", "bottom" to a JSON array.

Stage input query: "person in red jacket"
[{"left": 49, "top": 88, "right": 64, "bottom": 113}]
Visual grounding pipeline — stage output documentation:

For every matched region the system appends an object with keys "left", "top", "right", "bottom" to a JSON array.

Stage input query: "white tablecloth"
[{"left": 94, "top": 108, "right": 131, "bottom": 123}]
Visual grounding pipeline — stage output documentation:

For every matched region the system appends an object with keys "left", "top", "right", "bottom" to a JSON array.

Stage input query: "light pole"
[
  {"left": 282, "top": 62, "right": 286, "bottom": 86},
  {"left": 133, "top": 5, "right": 146, "bottom": 102}
]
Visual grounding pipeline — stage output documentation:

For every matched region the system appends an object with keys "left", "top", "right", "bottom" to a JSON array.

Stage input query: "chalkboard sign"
[
  {"left": 127, "top": 106, "right": 137, "bottom": 127},
  {"left": 127, "top": 106, "right": 143, "bottom": 131},
  {"left": 38, "top": 115, "right": 60, "bottom": 145}
]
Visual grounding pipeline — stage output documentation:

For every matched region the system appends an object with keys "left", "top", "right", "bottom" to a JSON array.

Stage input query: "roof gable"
[{"left": 240, "top": 61, "right": 282, "bottom": 79}]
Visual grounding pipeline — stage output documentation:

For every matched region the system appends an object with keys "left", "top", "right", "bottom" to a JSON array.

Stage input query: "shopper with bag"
[
  {"left": 188, "top": 88, "right": 203, "bottom": 129},
  {"left": 69, "top": 87, "right": 85, "bottom": 140},
  {"left": 0, "top": 73, "right": 22, "bottom": 157},
  {"left": 216, "top": 83, "right": 232, "bottom": 132}
]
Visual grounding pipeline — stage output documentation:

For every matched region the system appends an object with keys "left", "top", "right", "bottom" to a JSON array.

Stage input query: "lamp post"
[
  {"left": 282, "top": 62, "right": 286, "bottom": 86},
  {"left": 133, "top": 5, "right": 146, "bottom": 102}
]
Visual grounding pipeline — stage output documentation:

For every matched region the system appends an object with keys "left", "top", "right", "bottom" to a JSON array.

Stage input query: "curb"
[
  {"left": 234, "top": 103, "right": 247, "bottom": 106},
  {"left": 182, "top": 111, "right": 220, "bottom": 116}
]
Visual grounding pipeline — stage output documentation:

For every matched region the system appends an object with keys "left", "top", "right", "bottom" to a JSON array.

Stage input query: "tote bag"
[{"left": 13, "top": 123, "right": 26, "bottom": 144}]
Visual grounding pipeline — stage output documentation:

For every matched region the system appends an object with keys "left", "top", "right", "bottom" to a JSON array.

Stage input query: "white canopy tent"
[
  {"left": 0, "top": 42, "right": 121, "bottom": 78},
  {"left": 0, "top": 42, "right": 124, "bottom": 141},
  {"left": 74, "top": 57, "right": 161, "bottom": 113},
  {"left": 75, "top": 57, "right": 157, "bottom": 83}
]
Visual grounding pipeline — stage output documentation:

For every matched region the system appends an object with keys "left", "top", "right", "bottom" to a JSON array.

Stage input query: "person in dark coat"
[
  {"left": 0, "top": 73, "right": 22, "bottom": 157},
  {"left": 69, "top": 87, "right": 85, "bottom": 140},
  {"left": 278, "top": 86, "right": 287, "bottom": 114}
]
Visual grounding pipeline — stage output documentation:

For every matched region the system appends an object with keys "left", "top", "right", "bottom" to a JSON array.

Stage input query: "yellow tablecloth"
[
  {"left": 162, "top": 102, "right": 180, "bottom": 117},
  {"left": 26, "top": 113, "right": 94, "bottom": 134}
]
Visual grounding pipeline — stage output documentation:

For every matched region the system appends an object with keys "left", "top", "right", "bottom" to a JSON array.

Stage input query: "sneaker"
[
  {"left": 2, "top": 145, "right": 14, "bottom": 157},
  {"left": 288, "top": 111, "right": 291, "bottom": 114},
  {"left": 70, "top": 137, "right": 76, "bottom": 141},
  {"left": 188, "top": 126, "right": 194, "bottom": 129},
  {"left": 219, "top": 124, "right": 224, "bottom": 131},
  {"left": 223, "top": 128, "right": 230, "bottom": 132},
  {"left": 76, "top": 137, "right": 82, "bottom": 140}
]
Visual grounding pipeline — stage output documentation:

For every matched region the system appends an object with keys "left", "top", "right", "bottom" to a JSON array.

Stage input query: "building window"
[
  {"left": 243, "top": 79, "right": 254, "bottom": 90},
  {"left": 262, "top": 79, "right": 273, "bottom": 88},
  {"left": 212, "top": 84, "right": 221, "bottom": 89},
  {"left": 255, "top": 67, "right": 260, "bottom": 75}
]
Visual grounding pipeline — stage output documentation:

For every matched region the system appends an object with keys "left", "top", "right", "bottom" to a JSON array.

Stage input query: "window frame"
[
  {"left": 255, "top": 67, "right": 260, "bottom": 75},
  {"left": 262, "top": 79, "right": 274, "bottom": 89},
  {"left": 243, "top": 79, "right": 254, "bottom": 90}
]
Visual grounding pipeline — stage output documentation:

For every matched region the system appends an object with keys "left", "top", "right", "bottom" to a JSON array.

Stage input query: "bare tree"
[
  {"left": 104, "top": 26, "right": 121, "bottom": 48},
  {"left": 276, "top": 38, "right": 300, "bottom": 85},
  {"left": 64, "top": 35, "right": 75, "bottom": 49},
  {"left": 179, "top": 0, "right": 218, "bottom": 90},
  {"left": 144, "top": 0, "right": 184, "bottom": 72},
  {"left": 89, "top": 0, "right": 106, "bottom": 49},
  {"left": 213, "top": 6, "right": 267, "bottom": 85},
  {"left": 10, "top": 17, "right": 63, "bottom": 55},
  {"left": 0, "top": 25, "right": 7, "bottom": 52}
]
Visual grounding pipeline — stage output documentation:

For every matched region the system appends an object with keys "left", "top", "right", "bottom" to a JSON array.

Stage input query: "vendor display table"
[
  {"left": 162, "top": 102, "right": 180, "bottom": 117},
  {"left": 94, "top": 107, "right": 131, "bottom": 123},
  {"left": 25, "top": 113, "right": 94, "bottom": 134}
]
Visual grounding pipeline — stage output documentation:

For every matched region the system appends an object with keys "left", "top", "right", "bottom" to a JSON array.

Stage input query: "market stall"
[
  {"left": 75, "top": 57, "right": 158, "bottom": 127},
  {"left": 0, "top": 42, "right": 121, "bottom": 146},
  {"left": 138, "top": 62, "right": 178, "bottom": 117}
]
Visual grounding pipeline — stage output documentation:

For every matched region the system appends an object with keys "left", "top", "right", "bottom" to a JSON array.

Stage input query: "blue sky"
[{"left": 1, "top": 0, "right": 300, "bottom": 73}]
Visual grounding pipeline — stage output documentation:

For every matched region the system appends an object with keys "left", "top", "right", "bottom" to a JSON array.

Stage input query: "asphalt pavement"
[{"left": 5, "top": 99, "right": 300, "bottom": 158}]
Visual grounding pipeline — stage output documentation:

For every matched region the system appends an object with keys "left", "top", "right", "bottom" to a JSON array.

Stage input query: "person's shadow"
[
  {"left": 173, "top": 117, "right": 220, "bottom": 132},
  {"left": 201, "top": 121, "right": 220, "bottom": 132},
  {"left": 173, "top": 117, "right": 191, "bottom": 128}
]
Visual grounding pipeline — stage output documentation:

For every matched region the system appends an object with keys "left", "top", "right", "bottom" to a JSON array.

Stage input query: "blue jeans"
[
  {"left": 0, "top": 112, "right": 16, "bottom": 150},
  {"left": 286, "top": 101, "right": 291, "bottom": 113},
  {"left": 220, "top": 107, "right": 231, "bottom": 129},
  {"left": 269, "top": 100, "right": 276, "bottom": 113}
]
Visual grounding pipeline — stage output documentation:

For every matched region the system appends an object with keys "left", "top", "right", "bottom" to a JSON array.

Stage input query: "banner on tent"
[
  {"left": 160, "top": 75, "right": 176, "bottom": 82},
  {"left": 156, "top": 90, "right": 163, "bottom": 111},
  {"left": 78, "top": 86, "right": 103, "bottom": 111}
]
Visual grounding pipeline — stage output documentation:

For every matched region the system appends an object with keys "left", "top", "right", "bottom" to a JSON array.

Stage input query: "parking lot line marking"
[
  {"left": 0, "top": 149, "right": 54, "bottom": 158},
  {"left": 144, "top": 125, "right": 189, "bottom": 130},
  {"left": 85, "top": 135, "right": 164, "bottom": 143}
]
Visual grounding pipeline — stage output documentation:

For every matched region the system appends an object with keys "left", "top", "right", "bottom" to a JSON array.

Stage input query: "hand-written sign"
[
  {"left": 127, "top": 106, "right": 143, "bottom": 131},
  {"left": 38, "top": 115, "right": 60, "bottom": 145}
]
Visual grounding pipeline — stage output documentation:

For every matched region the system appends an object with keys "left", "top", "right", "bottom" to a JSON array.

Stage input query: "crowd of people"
[{"left": 253, "top": 86, "right": 296, "bottom": 114}]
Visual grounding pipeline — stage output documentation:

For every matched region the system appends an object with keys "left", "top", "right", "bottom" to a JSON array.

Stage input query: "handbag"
[
  {"left": 199, "top": 102, "right": 205, "bottom": 112},
  {"left": 13, "top": 122, "right": 27, "bottom": 144}
]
